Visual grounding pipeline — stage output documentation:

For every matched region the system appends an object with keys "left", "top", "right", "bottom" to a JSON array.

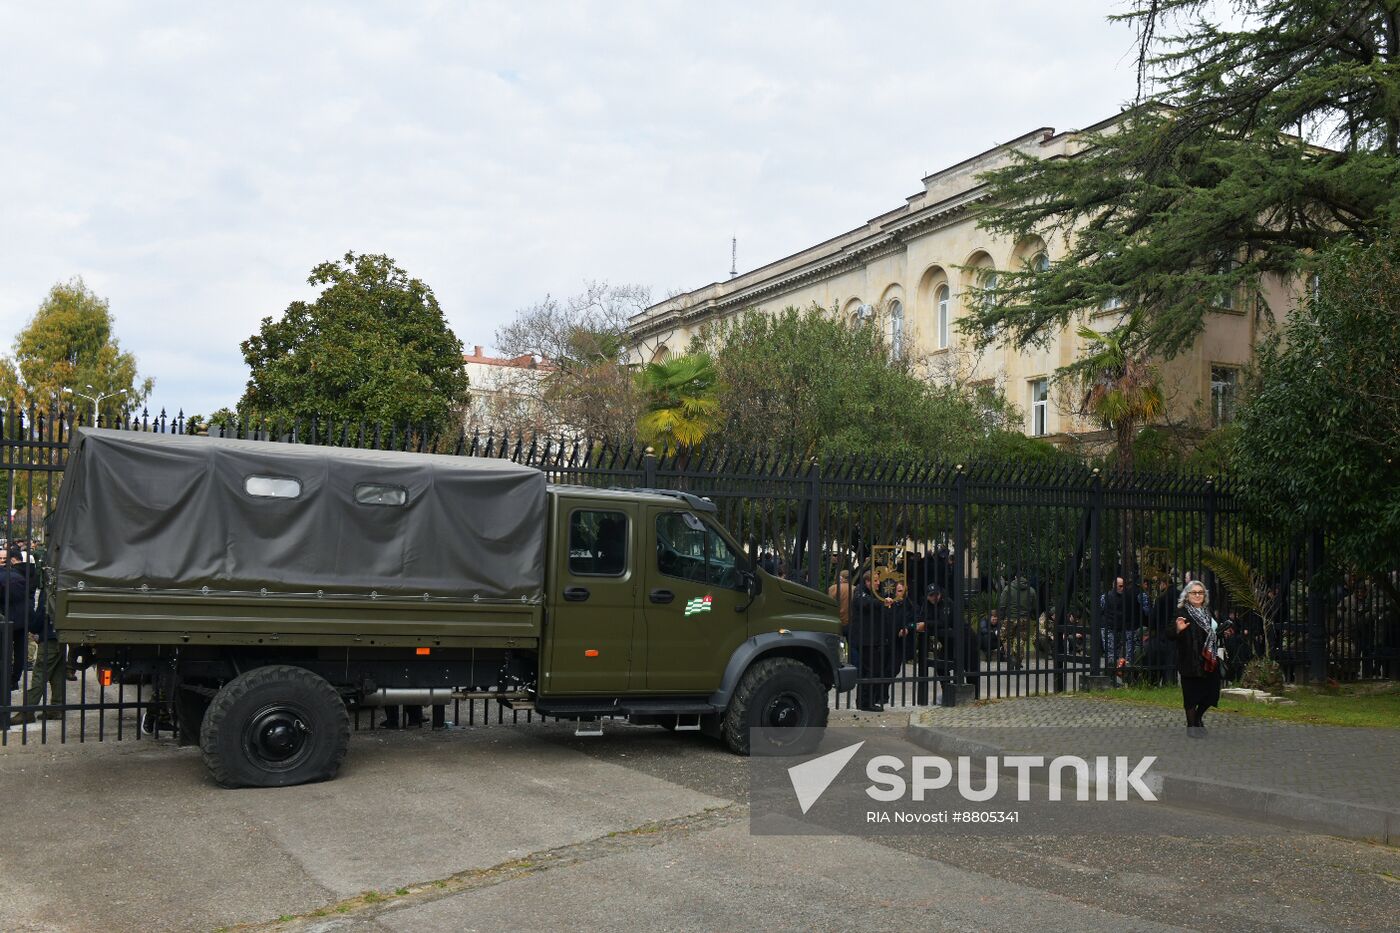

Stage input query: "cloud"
[{"left": 0, "top": 0, "right": 1139, "bottom": 416}]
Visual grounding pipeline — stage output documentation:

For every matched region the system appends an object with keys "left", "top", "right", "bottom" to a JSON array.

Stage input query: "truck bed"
[{"left": 58, "top": 591, "right": 541, "bottom": 649}]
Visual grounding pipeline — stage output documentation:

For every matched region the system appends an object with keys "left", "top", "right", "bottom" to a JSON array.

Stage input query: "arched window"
[
  {"left": 936, "top": 285, "right": 950, "bottom": 349},
  {"left": 888, "top": 300, "right": 904, "bottom": 357},
  {"left": 1033, "top": 252, "right": 1049, "bottom": 273}
]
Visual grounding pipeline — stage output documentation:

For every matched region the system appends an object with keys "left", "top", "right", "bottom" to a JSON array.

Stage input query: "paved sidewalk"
[{"left": 908, "top": 696, "right": 1399, "bottom": 842}]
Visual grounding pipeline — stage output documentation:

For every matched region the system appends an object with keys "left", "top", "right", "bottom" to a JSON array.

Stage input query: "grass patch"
[{"left": 1085, "top": 681, "right": 1400, "bottom": 728}]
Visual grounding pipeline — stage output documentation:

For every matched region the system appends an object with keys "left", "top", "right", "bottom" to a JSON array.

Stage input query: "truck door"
[
  {"left": 545, "top": 500, "right": 638, "bottom": 695},
  {"left": 642, "top": 507, "right": 748, "bottom": 692}
]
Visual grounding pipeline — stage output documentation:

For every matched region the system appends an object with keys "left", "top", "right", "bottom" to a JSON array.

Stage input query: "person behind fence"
[
  {"left": 1100, "top": 576, "right": 1130, "bottom": 676},
  {"left": 850, "top": 571, "right": 894, "bottom": 711},
  {"left": 17, "top": 584, "right": 63, "bottom": 724},
  {"left": 4, "top": 544, "right": 33, "bottom": 697},
  {"left": 890, "top": 581, "right": 920, "bottom": 703},
  {"left": 979, "top": 609, "right": 1001, "bottom": 661},
  {"left": 997, "top": 574, "right": 1038, "bottom": 670},
  {"left": 1175, "top": 580, "right": 1221, "bottom": 736},
  {"left": 923, "top": 584, "right": 978, "bottom": 697},
  {"left": 827, "top": 569, "right": 852, "bottom": 635},
  {"left": 1220, "top": 616, "right": 1250, "bottom": 684}
]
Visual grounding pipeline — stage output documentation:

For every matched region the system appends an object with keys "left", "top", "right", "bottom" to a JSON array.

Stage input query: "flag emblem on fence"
[{"left": 684, "top": 595, "right": 713, "bottom": 616}]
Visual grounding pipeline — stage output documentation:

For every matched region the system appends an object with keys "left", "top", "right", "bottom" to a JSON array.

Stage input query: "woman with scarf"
[{"left": 1174, "top": 580, "right": 1222, "bottom": 736}]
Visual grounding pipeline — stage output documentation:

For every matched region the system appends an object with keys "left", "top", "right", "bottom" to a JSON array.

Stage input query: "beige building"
[{"left": 628, "top": 116, "right": 1296, "bottom": 443}]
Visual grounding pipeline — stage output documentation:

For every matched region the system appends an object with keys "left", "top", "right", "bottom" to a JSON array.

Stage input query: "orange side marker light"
[
  {"left": 416, "top": 647, "right": 431, "bottom": 655},
  {"left": 99, "top": 667, "right": 113, "bottom": 687},
  {"left": 584, "top": 649, "right": 600, "bottom": 658}
]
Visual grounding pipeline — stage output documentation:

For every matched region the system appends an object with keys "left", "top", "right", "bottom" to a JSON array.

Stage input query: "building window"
[
  {"left": 936, "top": 285, "right": 950, "bottom": 348},
  {"left": 1102, "top": 295, "right": 1123, "bottom": 312},
  {"left": 1030, "top": 379, "right": 1049, "bottom": 437},
  {"left": 1210, "top": 367, "right": 1239, "bottom": 426},
  {"left": 1033, "top": 252, "right": 1049, "bottom": 273},
  {"left": 888, "top": 299, "right": 904, "bottom": 357},
  {"left": 1214, "top": 257, "right": 1235, "bottom": 310}
]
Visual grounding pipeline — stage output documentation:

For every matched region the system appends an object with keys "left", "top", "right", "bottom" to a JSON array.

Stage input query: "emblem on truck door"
[{"left": 684, "top": 594, "right": 713, "bottom": 617}]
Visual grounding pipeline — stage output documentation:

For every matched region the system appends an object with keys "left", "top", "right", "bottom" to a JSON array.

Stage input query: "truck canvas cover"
[{"left": 48, "top": 428, "right": 547, "bottom": 603}]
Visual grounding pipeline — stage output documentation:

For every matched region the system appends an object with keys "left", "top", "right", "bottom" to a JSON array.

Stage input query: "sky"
[{"left": 0, "top": 1, "right": 1143, "bottom": 417}]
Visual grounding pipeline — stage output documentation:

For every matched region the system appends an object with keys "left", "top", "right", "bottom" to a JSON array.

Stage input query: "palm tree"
[
  {"left": 1074, "top": 322, "right": 1164, "bottom": 472},
  {"left": 635, "top": 352, "right": 723, "bottom": 456},
  {"left": 1074, "top": 319, "right": 1165, "bottom": 586}
]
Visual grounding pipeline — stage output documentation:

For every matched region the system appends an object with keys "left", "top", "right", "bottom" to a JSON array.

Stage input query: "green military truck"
[{"left": 47, "top": 428, "right": 854, "bottom": 787}]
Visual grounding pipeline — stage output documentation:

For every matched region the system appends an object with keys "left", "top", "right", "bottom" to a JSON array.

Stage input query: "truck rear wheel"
[
  {"left": 200, "top": 665, "right": 350, "bottom": 788},
  {"left": 721, "top": 657, "right": 828, "bottom": 756}
]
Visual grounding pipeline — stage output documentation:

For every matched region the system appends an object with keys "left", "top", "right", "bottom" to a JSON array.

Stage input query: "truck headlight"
[{"left": 838, "top": 638, "right": 849, "bottom": 665}]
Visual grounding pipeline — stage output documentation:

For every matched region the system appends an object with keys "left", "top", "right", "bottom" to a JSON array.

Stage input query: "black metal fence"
[{"left": 3, "top": 406, "right": 1396, "bottom": 745}]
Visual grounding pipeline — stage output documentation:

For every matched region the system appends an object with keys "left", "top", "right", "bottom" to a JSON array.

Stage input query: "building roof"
[
  {"left": 464, "top": 346, "right": 557, "bottom": 371},
  {"left": 627, "top": 121, "right": 1097, "bottom": 339}
]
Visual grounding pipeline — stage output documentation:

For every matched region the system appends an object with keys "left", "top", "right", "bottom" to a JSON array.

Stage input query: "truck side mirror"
[{"left": 736, "top": 570, "right": 759, "bottom": 612}]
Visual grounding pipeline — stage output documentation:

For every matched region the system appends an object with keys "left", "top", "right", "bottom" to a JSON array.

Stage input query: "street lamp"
[{"left": 63, "top": 385, "right": 127, "bottom": 426}]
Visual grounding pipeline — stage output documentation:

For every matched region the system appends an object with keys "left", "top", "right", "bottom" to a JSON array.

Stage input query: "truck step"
[
  {"left": 574, "top": 719, "right": 604, "bottom": 737},
  {"left": 619, "top": 702, "right": 718, "bottom": 716}
]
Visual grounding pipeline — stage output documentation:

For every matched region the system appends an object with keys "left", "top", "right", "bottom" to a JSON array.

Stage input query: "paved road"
[{"left": 0, "top": 712, "right": 1396, "bottom": 932}]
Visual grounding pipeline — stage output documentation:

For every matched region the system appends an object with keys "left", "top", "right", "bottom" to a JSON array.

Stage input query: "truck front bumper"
[{"left": 835, "top": 663, "right": 858, "bottom": 694}]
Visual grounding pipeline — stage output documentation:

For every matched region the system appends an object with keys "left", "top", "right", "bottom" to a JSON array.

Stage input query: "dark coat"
[
  {"left": 1151, "top": 588, "right": 1178, "bottom": 637},
  {"left": 1174, "top": 611, "right": 1217, "bottom": 679},
  {"left": 1102, "top": 587, "right": 1140, "bottom": 630},
  {"left": 920, "top": 597, "right": 952, "bottom": 638},
  {"left": 849, "top": 586, "right": 894, "bottom": 648},
  {"left": 2, "top": 564, "right": 32, "bottom": 627},
  {"left": 891, "top": 596, "right": 918, "bottom": 637}
]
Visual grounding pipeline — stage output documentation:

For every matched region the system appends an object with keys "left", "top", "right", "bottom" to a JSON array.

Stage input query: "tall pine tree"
[{"left": 969, "top": 1, "right": 1400, "bottom": 364}]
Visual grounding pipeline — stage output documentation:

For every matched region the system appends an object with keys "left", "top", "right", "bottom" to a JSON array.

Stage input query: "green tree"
[
  {"left": 690, "top": 305, "right": 1005, "bottom": 462},
  {"left": 969, "top": 0, "right": 1400, "bottom": 365},
  {"left": 1231, "top": 232, "right": 1400, "bottom": 602},
  {"left": 0, "top": 277, "right": 152, "bottom": 420},
  {"left": 635, "top": 352, "right": 722, "bottom": 453},
  {"left": 238, "top": 253, "right": 469, "bottom": 433}
]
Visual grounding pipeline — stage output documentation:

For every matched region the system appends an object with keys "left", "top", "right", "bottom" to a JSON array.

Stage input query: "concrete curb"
[{"left": 905, "top": 718, "right": 1397, "bottom": 845}]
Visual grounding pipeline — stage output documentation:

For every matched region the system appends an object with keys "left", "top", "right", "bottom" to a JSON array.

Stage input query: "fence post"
[
  {"left": 1307, "top": 527, "right": 1326, "bottom": 683},
  {"left": 806, "top": 457, "right": 821, "bottom": 589},
  {"left": 643, "top": 446, "right": 657, "bottom": 488},
  {"left": 946, "top": 464, "right": 968, "bottom": 707},
  {"left": 1089, "top": 467, "right": 1103, "bottom": 679},
  {"left": 1203, "top": 476, "right": 1217, "bottom": 601}
]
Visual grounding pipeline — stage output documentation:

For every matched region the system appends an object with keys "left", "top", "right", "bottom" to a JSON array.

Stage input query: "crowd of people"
[{"left": 819, "top": 547, "right": 1359, "bottom": 708}]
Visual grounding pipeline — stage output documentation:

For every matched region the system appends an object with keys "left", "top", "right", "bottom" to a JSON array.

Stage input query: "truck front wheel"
[
  {"left": 721, "top": 657, "right": 828, "bottom": 756},
  {"left": 200, "top": 665, "right": 350, "bottom": 788}
]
